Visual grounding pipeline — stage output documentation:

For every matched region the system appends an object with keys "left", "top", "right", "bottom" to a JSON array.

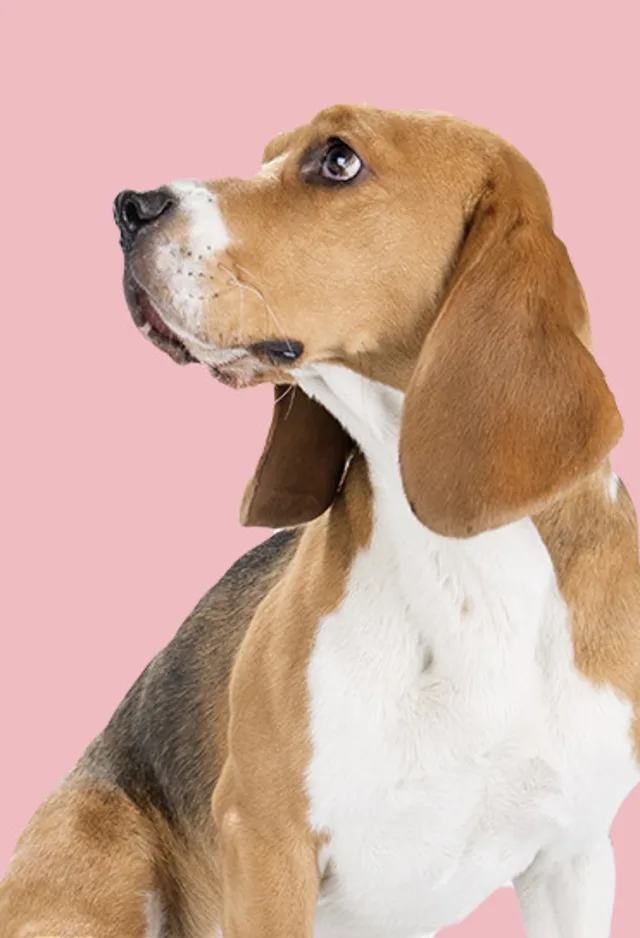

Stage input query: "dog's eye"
[
  {"left": 299, "top": 138, "right": 367, "bottom": 187},
  {"left": 319, "top": 140, "right": 362, "bottom": 183}
]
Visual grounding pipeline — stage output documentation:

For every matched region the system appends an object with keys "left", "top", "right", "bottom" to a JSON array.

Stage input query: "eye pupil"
[{"left": 321, "top": 141, "right": 362, "bottom": 182}]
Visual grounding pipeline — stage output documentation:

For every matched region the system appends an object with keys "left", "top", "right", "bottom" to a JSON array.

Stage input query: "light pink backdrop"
[{"left": 2, "top": 1, "right": 639, "bottom": 934}]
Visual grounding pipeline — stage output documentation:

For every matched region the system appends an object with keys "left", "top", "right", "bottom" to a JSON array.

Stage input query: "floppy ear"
[
  {"left": 240, "top": 385, "right": 352, "bottom": 528},
  {"left": 399, "top": 166, "right": 623, "bottom": 538}
]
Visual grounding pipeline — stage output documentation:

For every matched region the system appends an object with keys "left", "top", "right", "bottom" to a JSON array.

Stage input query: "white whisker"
[
  {"left": 275, "top": 383, "right": 297, "bottom": 418},
  {"left": 275, "top": 384, "right": 294, "bottom": 405},
  {"left": 219, "top": 261, "right": 294, "bottom": 354}
]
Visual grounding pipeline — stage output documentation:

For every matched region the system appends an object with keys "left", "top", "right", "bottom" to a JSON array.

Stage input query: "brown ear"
[
  {"left": 240, "top": 385, "right": 352, "bottom": 528},
  {"left": 400, "top": 163, "right": 623, "bottom": 538}
]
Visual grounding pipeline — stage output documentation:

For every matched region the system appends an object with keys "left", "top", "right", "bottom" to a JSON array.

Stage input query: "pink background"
[{"left": 2, "top": 1, "right": 639, "bottom": 934}]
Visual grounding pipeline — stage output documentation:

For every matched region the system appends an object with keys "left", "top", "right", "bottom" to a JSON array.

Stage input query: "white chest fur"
[{"left": 293, "top": 365, "right": 638, "bottom": 938}]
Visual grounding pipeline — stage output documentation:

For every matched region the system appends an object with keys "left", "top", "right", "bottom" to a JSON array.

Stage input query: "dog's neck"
[
  {"left": 293, "top": 363, "right": 404, "bottom": 477},
  {"left": 292, "top": 363, "right": 622, "bottom": 618},
  {"left": 293, "top": 361, "right": 558, "bottom": 612}
]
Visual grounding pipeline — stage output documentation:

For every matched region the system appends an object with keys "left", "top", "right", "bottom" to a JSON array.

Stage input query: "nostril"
[
  {"left": 113, "top": 188, "right": 175, "bottom": 244},
  {"left": 122, "top": 196, "right": 144, "bottom": 230}
]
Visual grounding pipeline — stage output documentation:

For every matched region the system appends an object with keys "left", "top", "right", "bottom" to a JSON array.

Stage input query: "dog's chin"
[
  {"left": 123, "top": 272, "right": 196, "bottom": 366},
  {"left": 207, "top": 361, "right": 259, "bottom": 388},
  {"left": 206, "top": 340, "right": 306, "bottom": 388}
]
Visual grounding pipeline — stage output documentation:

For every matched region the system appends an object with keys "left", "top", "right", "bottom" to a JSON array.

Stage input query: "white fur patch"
[
  {"left": 151, "top": 180, "right": 230, "bottom": 345},
  {"left": 293, "top": 364, "right": 638, "bottom": 937},
  {"left": 257, "top": 153, "right": 289, "bottom": 178},
  {"left": 170, "top": 180, "right": 229, "bottom": 260},
  {"left": 145, "top": 893, "right": 163, "bottom": 938},
  {"left": 608, "top": 472, "right": 620, "bottom": 502}
]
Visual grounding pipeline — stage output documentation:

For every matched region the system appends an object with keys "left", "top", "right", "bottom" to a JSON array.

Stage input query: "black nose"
[{"left": 113, "top": 188, "right": 174, "bottom": 249}]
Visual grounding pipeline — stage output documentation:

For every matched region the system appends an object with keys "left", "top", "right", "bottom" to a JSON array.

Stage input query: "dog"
[{"left": 1, "top": 104, "right": 639, "bottom": 938}]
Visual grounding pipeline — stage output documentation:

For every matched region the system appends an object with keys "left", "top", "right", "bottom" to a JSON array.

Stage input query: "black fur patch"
[
  {"left": 247, "top": 339, "right": 304, "bottom": 364},
  {"left": 83, "top": 529, "right": 298, "bottom": 832}
]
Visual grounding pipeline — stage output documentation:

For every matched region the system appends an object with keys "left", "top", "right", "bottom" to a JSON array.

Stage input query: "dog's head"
[{"left": 115, "top": 105, "right": 622, "bottom": 536}]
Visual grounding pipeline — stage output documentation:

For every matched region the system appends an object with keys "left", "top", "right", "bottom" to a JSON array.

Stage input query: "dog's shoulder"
[{"left": 79, "top": 528, "right": 300, "bottom": 830}]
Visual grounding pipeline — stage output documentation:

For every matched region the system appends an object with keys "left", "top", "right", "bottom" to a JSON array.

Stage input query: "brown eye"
[{"left": 320, "top": 140, "right": 363, "bottom": 182}]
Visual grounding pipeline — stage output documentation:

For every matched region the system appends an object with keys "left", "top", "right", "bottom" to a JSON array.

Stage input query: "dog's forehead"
[
  {"left": 261, "top": 104, "right": 374, "bottom": 162},
  {"left": 261, "top": 105, "right": 495, "bottom": 174}
]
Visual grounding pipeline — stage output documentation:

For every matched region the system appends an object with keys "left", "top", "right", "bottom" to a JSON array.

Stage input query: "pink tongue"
[{"left": 139, "top": 292, "right": 179, "bottom": 341}]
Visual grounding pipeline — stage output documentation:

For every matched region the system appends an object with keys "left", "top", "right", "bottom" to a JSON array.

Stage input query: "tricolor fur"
[{"left": 2, "top": 105, "right": 639, "bottom": 938}]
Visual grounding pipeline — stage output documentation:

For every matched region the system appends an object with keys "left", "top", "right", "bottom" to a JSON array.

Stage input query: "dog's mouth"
[
  {"left": 123, "top": 271, "right": 196, "bottom": 366},
  {"left": 123, "top": 270, "right": 306, "bottom": 387}
]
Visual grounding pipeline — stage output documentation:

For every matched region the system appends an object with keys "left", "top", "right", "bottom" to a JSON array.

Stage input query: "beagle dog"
[{"left": 1, "top": 104, "right": 639, "bottom": 938}]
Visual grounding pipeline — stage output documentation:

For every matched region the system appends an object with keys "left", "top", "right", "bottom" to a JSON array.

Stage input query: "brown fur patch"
[
  {"left": 0, "top": 785, "right": 158, "bottom": 938},
  {"left": 240, "top": 385, "right": 352, "bottom": 528},
  {"left": 399, "top": 148, "right": 622, "bottom": 536},
  {"left": 212, "top": 454, "right": 372, "bottom": 934},
  {"left": 535, "top": 468, "right": 640, "bottom": 753}
]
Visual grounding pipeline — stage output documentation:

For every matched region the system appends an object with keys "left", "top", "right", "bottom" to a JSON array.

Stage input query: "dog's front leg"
[
  {"left": 211, "top": 576, "right": 327, "bottom": 936},
  {"left": 514, "top": 840, "right": 615, "bottom": 938},
  {"left": 213, "top": 763, "right": 320, "bottom": 937}
]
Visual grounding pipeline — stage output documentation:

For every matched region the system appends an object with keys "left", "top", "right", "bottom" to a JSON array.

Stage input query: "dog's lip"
[
  {"left": 123, "top": 272, "right": 196, "bottom": 365},
  {"left": 122, "top": 270, "right": 305, "bottom": 379}
]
